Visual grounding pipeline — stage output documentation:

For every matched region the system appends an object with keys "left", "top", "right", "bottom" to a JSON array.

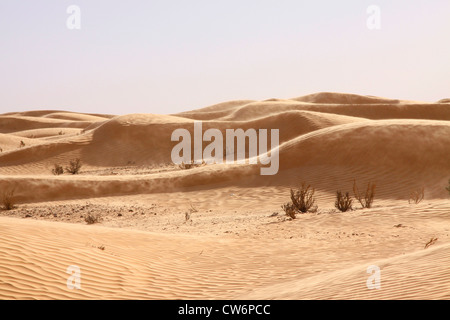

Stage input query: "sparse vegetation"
[
  {"left": 353, "top": 180, "right": 376, "bottom": 209},
  {"left": 184, "top": 203, "right": 197, "bottom": 223},
  {"left": 409, "top": 187, "right": 425, "bottom": 204},
  {"left": 179, "top": 160, "right": 206, "bottom": 170},
  {"left": 189, "top": 203, "right": 198, "bottom": 213},
  {"left": 19, "top": 140, "right": 25, "bottom": 148},
  {"left": 424, "top": 237, "right": 438, "bottom": 249},
  {"left": 65, "top": 158, "right": 82, "bottom": 175},
  {"left": 446, "top": 179, "right": 450, "bottom": 195},
  {"left": 52, "top": 164, "right": 64, "bottom": 176},
  {"left": 185, "top": 211, "right": 192, "bottom": 222},
  {"left": 289, "top": 183, "right": 317, "bottom": 213},
  {"left": 335, "top": 191, "right": 353, "bottom": 212},
  {"left": 281, "top": 202, "right": 297, "bottom": 219},
  {"left": 2, "top": 189, "right": 16, "bottom": 210},
  {"left": 84, "top": 212, "right": 101, "bottom": 225}
]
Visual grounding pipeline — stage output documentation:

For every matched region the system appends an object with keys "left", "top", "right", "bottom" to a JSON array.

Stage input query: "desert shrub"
[
  {"left": 424, "top": 237, "right": 438, "bottom": 249},
  {"left": 409, "top": 187, "right": 424, "bottom": 204},
  {"left": 290, "top": 183, "right": 317, "bottom": 213},
  {"left": 335, "top": 191, "right": 353, "bottom": 212},
  {"left": 179, "top": 160, "right": 205, "bottom": 170},
  {"left": 84, "top": 212, "right": 101, "bottom": 225},
  {"left": 52, "top": 164, "right": 64, "bottom": 176},
  {"left": 66, "top": 158, "right": 82, "bottom": 175},
  {"left": 19, "top": 141, "right": 25, "bottom": 148},
  {"left": 2, "top": 189, "right": 16, "bottom": 210},
  {"left": 281, "top": 202, "right": 297, "bottom": 219},
  {"left": 353, "top": 180, "right": 376, "bottom": 208}
]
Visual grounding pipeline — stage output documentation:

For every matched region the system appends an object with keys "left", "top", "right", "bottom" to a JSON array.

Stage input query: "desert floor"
[{"left": 1, "top": 92, "right": 449, "bottom": 299}]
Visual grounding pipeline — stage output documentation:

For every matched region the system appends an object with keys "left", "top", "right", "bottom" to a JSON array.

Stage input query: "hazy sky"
[{"left": 1, "top": 0, "right": 449, "bottom": 115}]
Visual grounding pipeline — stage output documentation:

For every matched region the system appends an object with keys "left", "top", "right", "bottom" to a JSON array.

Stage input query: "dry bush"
[
  {"left": 2, "top": 189, "right": 16, "bottom": 210},
  {"left": 281, "top": 203, "right": 297, "bottom": 219},
  {"left": 179, "top": 160, "right": 206, "bottom": 170},
  {"left": 52, "top": 164, "right": 64, "bottom": 176},
  {"left": 19, "top": 141, "right": 25, "bottom": 148},
  {"left": 335, "top": 191, "right": 353, "bottom": 212},
  {"left": 424, "top": 237, "right": 438, "bottom": 249},
  {"left": 184, "top": 203, "right": 198, "bottom": 223},
  {"left": 66, "top": 158, "right": 82, "bottom": 175},
  {"left": 353, "top": 180, "right": 376, "bottom": 209},
  {"left": 84, "top": 212, "right": 101, "bottom": 225},
  {"left": 290, "top": 183, "right": 316, "bottom": 213},
  {"left": 409, "top": 187, "right": 424, "bottom": 204}
]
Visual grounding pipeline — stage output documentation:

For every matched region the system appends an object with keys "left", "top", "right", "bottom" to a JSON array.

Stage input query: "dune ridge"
[{"left": 1, "top": 92, "right": 449, "bottom": 300}]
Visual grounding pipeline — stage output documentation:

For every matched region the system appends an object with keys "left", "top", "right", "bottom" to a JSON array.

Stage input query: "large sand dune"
[{"left": 1, "top": 92, "right": 449, "bottom": 299}]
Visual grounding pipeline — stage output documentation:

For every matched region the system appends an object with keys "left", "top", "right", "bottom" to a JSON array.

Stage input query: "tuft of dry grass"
[
  {"left": 2, "top": 189, "right": 16, "bottom": 210},
  {"left": 424, "top": 237, "right": 438, "bottom": 249},
  {"left": 184, "top": 203, "right": 198, "bottom": 223},
  {"left": 335, "top": 191, "right": 353, "bottom": 212},
  {"left": 52, "top": 164, "right": 64, "bottom": 176},
  {"left": 179, "top": 160, "right": 206, "bottom": 170},
  {"left": 281, "top": 203, "right": 297, "bottom": 219},
  {"left": 409, "top": 187, "right": 425, "bottom": 204},
  {"left": 66, "top": 158, "right": 82, "bottom": 175},
  {"left": 353, "top": 180, "right": 376, "bottom": 209},
  {"left": 290, "top": 183, "right": 316, "bottom": 213},
  {"left": 84, "top": 212, "right": 101, "bottom": 225}
]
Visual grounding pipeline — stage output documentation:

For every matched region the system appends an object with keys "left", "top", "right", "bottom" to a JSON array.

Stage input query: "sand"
[{"left": 1, "top": 92, "right": 449, "bottom": 300}]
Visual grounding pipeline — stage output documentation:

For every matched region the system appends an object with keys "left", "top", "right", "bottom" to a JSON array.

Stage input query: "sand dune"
[
  {"left": 241, "top": 242, "right": 450, "bottom": 300},
  {"left": 292, "top": 92, "right": 407, "bottom": 104},
  {"left": 1, "top": 200, "right": 449, "bottom": 300},
  {"left": 1, "top": 92, "right": 449, "bottom": 300}
]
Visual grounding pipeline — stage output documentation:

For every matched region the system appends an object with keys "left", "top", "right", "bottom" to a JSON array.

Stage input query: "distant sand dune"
[
  {"left": 1, "top": 93, "right": 449, "bottom": 300},
  {"left": 1, "top": 94, "right": 449, "bottom": 201}
]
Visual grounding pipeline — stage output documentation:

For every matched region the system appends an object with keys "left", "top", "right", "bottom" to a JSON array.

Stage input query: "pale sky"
[{"left": 1, "top": 0, "right": 449, "bottom": 115}]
